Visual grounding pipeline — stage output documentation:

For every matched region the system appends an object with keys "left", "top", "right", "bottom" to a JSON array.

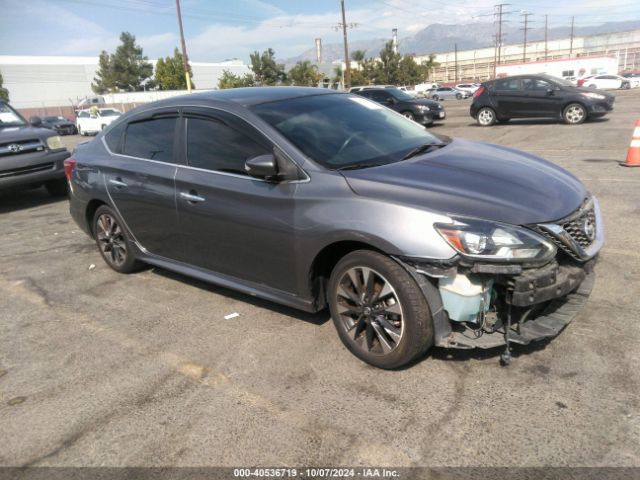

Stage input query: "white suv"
[{"left": 76, "top": 108, "right": 122, "bottom": 136}]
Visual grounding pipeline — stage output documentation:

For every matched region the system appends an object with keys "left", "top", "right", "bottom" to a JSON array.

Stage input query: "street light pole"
[
  {"left": 175, "top": 0, "right": 192, "bottom": 93},
  {"left": 340, "top": 0, "right": 351, "bottom": 90}
]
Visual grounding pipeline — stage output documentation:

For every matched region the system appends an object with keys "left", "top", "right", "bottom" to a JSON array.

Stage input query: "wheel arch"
[{"left": 85, "top": 199, "right": 108, "bottom": 238}]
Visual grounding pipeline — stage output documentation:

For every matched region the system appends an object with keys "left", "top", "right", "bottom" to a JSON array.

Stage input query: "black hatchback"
[
  {"left": 354, "top": 87, "right": 445, "bottom": 126},
  {"left": 470, "top": 74, "right": 615, "bottom": 126}
]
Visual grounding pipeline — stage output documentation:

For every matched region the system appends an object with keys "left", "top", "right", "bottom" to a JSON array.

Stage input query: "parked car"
[
  {"left": 67, "top": 87, "right": 603, "bottom": 369},
  {"left": 577, "top": 74, "right": 630, "bottom": 90},
  {"left": 41, "top": 115, "right": 77, "bottom": 135},
  {"left": 0, "top": 101, "right": 70, "bottom": 195},
  {"left": 414, "top": 82, "right": 440, "bottom": 98},
  {"left": 431, "top": 87, "right": 471, "bottom": 100},
  {"left": 348, "top": 85, "right": 394, "bottom": 93},
  {"left": 353, "top": 87, "right": 445, "bottom": 125},
  {"left": 455, "top": 83, "right": 480, "bottom": 94},
  {"left": 76, "top": 108, "right": 122, "bottom": 136},
  {"left": 470, "top": 74, "right": 615, "bottom": 126},
  {"left": 622, "top": 73, "right": 640, "bottom": 88}
]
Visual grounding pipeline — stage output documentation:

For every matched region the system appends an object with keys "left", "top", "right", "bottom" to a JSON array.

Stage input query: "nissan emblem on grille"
[
  {"left": 582, "top": 217, "right": 596, "bottom": 242},
  {"left": 8, "top": 144, "right": 23, "bottom": 153}
]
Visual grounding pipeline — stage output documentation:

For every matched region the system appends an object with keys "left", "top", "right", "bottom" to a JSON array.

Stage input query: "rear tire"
[
  {"left": 476, "top": 107, "right": 496, "bottom": 126},
  {"left": 93, "top": 205, "right": 143, "bottom": 274},
  {"left": 432, "top": 95, "right": 439, "bottom": 101},
  {"left": 563, "top": 103, "right": 587, "bottom": 125},
  {"left": 44, "top": 178, "right": 68, "bottom": 197},
  {"left": 327, "top": 250, "right": 433, "bottom": 369}
]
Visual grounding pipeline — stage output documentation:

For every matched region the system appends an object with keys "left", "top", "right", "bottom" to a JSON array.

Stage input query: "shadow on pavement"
[{"left": 0, "top": 186, "right": 68, "bottom": 215}]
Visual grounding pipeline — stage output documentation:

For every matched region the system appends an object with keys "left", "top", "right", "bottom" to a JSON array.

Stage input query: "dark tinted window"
[
  {"left": 105, "top": 121, "right": 126, "bottom": 153},
  {"left": 494, "top": 78, "right": 521, "bottom": 91},
  {"left": 123, "top": 117, "right": 177, "bottom": 162},
  {"left": 522, "top": 78, "right": 551, "bottom": 91},
  {"left": 186, "top": 117, "right": 270, "bottom": 175},
  {"left": 370, "top": 90, "right": 391, "bottom": 102}
]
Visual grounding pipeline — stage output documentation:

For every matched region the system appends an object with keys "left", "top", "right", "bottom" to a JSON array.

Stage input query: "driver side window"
[{"left": 185, "top": 115, "right": 271, "bottom": 175}]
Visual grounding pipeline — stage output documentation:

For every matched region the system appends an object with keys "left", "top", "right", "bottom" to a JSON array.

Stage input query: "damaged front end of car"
[{"left": 398, "top": 196, "right": 603, "bottom": 364}]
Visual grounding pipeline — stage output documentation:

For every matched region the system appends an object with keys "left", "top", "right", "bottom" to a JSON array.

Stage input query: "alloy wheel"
[
  {"left": 565, "top": 105, "right": 585, "bottom": 124},
  {"left": 96, "top": 213, "right": 127, "bottom": 267},
  {"left": 335, "top": 266, "right": 404, "bottom": 356},
  {"left": 478, "top": 108, "right": 495, "bottom": 126}
]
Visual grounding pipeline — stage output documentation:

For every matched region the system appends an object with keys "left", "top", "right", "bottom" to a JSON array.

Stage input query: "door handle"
[
  {"left": 109, "top": 178, "right": 128, "bottom": 188},
  {"left": 180, "top": 191, "right": 205, "bottom": 203}
]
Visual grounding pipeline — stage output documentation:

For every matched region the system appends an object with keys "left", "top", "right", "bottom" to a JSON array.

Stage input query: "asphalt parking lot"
[{"left": 1, "top": 91, "right": 639, "bottom": 468}]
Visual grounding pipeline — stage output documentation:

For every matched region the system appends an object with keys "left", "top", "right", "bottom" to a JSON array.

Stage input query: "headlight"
[
  {"left": 581, "top": 92, "right": 606, "bottom": 100},
  {"left": 417, "top": 105, "right": 430, "bottom": 111},
  {"left": 46, "top": 135, "right": 63, "bottom": 150},
  {"left": 435, "top": 218, "right": 556, "bottom": 264}
]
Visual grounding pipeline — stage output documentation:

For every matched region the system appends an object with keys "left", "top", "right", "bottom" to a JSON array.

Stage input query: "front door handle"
[
  {"left": 109, "top": 178, "right": 128, "bottom": 188},
  {"left": 180, "top": 191, "right": 206, "bottom": 203}
]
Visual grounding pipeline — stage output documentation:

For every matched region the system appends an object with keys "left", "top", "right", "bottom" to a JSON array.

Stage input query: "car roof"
[{"left": 183, "top": 86, "right": 338, "bottom": 107}]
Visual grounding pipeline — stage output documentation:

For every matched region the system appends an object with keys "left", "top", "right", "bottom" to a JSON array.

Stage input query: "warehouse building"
[{"left": 0, "top": 55, "right": 251, "bottom": 112}]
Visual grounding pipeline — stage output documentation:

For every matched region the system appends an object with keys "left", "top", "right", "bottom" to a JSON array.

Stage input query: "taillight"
[
  {"left": 473, "top": 86, "right": 485, "bottom": 98},
  {"left": 63, "top": 158, "right": 76, "bottom": 180}
]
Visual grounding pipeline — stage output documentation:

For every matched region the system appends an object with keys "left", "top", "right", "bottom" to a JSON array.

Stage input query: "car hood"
[
  {"left": 0, "top": 125, "right": 55, "bottom": 141},
  {"left": 341, "top": 138, "right": 587, "bottom": 225},
  {"left": 570, "top": 86, "right": 615, "bottom": 98}
]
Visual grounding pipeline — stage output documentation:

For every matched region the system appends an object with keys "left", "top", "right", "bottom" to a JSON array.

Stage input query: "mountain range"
[{"left": 284, "top": 19, "right": 640, "bottom": 65}]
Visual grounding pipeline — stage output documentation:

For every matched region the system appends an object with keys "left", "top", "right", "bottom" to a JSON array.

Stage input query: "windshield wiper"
[
  {"left": 402, "top": 142, "right": 446, "bottom": 160},
  {"left": 335, "top": 163, "right": 385, "bottom": 171}
]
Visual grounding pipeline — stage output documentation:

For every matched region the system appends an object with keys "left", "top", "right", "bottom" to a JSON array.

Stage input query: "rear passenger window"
[
  {"left": 495, "top": 78, "right": 521, "bottom": 91},
  {"left": 123, "top": 117, "right": 177, "bottom": 162},
  {"left": 105, "top": 121, "right": 125, "bottom": 153},
  {"left": 186, "top": 117, "right": 270, "bottom": 175}
]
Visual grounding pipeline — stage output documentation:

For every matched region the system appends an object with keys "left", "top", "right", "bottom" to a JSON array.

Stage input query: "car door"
[
  {"left": 520, "top": 77, "right": 564, "bottom": 117},
  {"left": 491, "top": 78, "right": 525, "bottom": 117},
  {"left": 102, "top": 108, "right": 183, "bottom": 259},
  {"left": 174, "top": 107, "right": 298, "bottom": 293}
]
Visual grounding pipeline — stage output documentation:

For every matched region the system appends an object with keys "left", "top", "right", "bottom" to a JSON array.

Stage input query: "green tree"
[
  {"left": 249, "top": 48, "right": 286, "bottom": 86},
  {"left": 350, "top": 50, "right": 369, "bottom": 87},
  {"left": 332, "top": 65, "right": 343, "bottom": 88},
  {"left": 155, "top": 48, "right": 195, "bottom": 90},
  {"left": 398, "top": 56, "right": 423, "bottom": 86},
  {"left": 377, "top": 40, "right": 402, "bottom": 84},
  {"left": 0, "top": 70, "right": 9, "bottom": 102},
  {"left": 92, "top": 32, "right": 154, "bottom": 93},
  {"left": 287, "top": 60, "right": 322, "bottom": 86},
  {"left": 419, "top": 54, "right": 439, "bottom": 81},
  {"left": 351, "top": 50, "right": 366, "bottom": 63},
  {"left": 217, "top": 70, "right": 254, "bottom": 89}
]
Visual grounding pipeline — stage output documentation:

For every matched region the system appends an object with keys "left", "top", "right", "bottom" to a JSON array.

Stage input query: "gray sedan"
[
  {"left": 431, "top": 86, "right": 471, "bottom": 100},
  {"left": 66, "top": 87, "right": 602, "bottom": 369}
]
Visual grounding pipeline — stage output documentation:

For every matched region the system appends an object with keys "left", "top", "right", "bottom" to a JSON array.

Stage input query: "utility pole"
[
  {"left": 494, "top": 3, "right": 510, "bottom": 77},
  {"left": 175, "top": 0, "right": 192, "bottom": 92},
  {"left": 340, "top": 0, "right": 351, "bottom": 90},
  {"left": 454, "top": 43, "right": 458, "bottom": 82},
  {"left": 544, "top": 14, "right": 549, "bottom": 61},
  {"left": 520, "top": 11, "right": 534, "bottom": 63},
  {"left": 569, "top": 16, "right": 575, "bottom": 57}
]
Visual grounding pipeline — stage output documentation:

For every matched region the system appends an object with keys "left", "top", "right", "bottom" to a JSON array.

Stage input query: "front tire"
[
  {"left": 93, "top": 205, "right": 143, "bottom": 274},
  {"left": 563, "top": 103, "right": 587, "bottom": 125},
  {"left": 456, "top": 92, "right": 462, "bottom": 99},
  {"left": 476, "top": 107, "right": 496, "bottom": 126},
  {"left": 432, "top": 95, "right": 439, "bottom": 101},
  {"left": 402, "top": 111, "right": 415, "bottom": 121},
  {"left": 328, "top": 250, "right": 433, "bottom": 369}
]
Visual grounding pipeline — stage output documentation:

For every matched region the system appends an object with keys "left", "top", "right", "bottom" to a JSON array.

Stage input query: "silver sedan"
[{"left": 430, "top": 86, "right": 471, "bottom": 100}]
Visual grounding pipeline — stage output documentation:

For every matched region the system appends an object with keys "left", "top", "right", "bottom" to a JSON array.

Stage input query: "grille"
[
  {"left": 563, "top": 207, "right": 596, "bottom": 249},
  {"left": 0, "top": 162, "right": 55, "bottom": 178},
  {"left": 0, "top": 139, "right": 45, "bottom": 157}
]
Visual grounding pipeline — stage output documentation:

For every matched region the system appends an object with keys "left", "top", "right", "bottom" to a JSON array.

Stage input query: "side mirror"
[
  {"left": 245, "top": 153, "right": 279, "bottom": 180},
  {"left": 546, "top": 88, "right": 555, "bottom": 96},
  {"left": 29, "top": 116, "right": 42, "bottom": 127}
]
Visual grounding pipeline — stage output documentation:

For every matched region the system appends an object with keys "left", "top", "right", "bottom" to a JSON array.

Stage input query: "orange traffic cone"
[{"left": 621, "top": 119, "right": 640, "bottom": 167}]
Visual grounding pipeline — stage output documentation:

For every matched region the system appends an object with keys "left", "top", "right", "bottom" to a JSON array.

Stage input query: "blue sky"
[{"left": 1, "top": 0, "right": 639, "bottom": 62}]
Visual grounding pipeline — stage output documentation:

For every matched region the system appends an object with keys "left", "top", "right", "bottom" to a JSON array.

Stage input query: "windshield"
[
  {"left": 99, "top": 109, "right": 121, "bottom": 117},
  {"left": 0, "top": 103, "right": 27, "bottom": 128},
  {"left": 387, "top": 88, "right": 415, "bottom": 101},
  {"left": 252, "top": 93, "right": 444, "bottom": 170}
]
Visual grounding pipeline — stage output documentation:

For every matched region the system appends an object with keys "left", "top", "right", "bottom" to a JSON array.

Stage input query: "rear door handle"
[
  {"left": 109, "top": 178, "right": 128, "bottom": 188},
  {"left": 180, "top": 191, "right": 205, "bottom": 203}
]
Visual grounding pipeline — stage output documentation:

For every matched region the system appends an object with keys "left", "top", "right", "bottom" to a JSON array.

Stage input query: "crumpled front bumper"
[{"left": 436, "top": 269, "right": 595, "bottom": 350}]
